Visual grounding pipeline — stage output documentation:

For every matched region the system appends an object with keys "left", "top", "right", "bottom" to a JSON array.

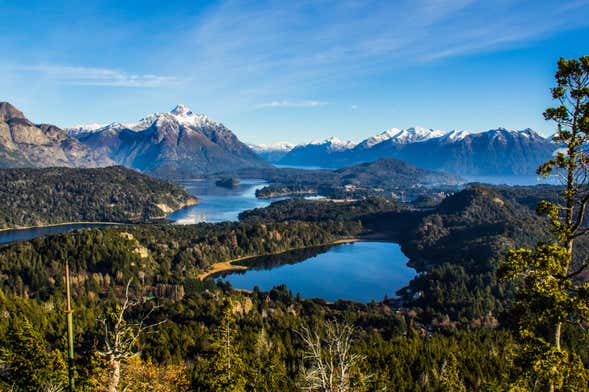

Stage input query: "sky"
[{"left": 1, "top": 0, "right": 589, "bottom": 145}]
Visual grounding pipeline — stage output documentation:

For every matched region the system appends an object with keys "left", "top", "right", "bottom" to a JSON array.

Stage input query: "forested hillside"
[
  {"left": 1, "top": 183, "right": 588, "bottom": 390},
  {"left": 0, "top": 166, "right": 197, "bottom": 229}
]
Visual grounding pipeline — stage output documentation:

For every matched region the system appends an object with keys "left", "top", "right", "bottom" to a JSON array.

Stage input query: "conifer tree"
[
  {"left": 0, "top": 316, "right": 67, "bottom": 390},
  {"left": 203, "top": 298, "right": 246, "bottom": 392},
  {"left": 499, "top": 56, "right": 589, "bottom": 391}
]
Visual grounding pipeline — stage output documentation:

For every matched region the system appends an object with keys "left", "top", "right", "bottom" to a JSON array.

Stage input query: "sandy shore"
[{"left": 197, "top": 236, "right": 383, "bottom": 280}]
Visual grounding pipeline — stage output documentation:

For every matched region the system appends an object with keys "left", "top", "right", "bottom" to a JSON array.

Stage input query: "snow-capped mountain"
[
  {"left": 249, "top": 142, "right": 296, "bottom": 162},
  {"left": 356, "top": 127, "right": 447, "bottom": 149},
  {"left": 69, "top": 105, "right": 268, "bottom": 177},
  {"left": 308, "top": 137, "right": 356, "bottom": 151},
  {"left": 273, "top": 137, "right": 356, "bottom": 168},
  {"left": 66, "top": 123, "right": 104, "bottom": 137},
  {"left": 278, "top": 127, "right": 555, "bottom": 175},
  {"left": 249, "top": 141, "right": 296, "bottom": 153}
]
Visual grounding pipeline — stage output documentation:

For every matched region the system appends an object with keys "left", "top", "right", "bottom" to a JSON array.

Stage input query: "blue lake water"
[
  {"left": 0, "top": 223, "right": 118, "bottom": 244},
  {"left": 218, "top": 241, "right": 415, "bottom": 303},
  {"left": 168, "top": 179, "right": 273, "bottom": 224},
  {"left": 0, "top": 179, "right": 273, "bottom": 244}
]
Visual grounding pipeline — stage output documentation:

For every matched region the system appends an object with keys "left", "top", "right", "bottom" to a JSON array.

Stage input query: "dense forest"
[
  {"left": 0, "top": 166, "right": 197, "bottom": 229},
  {"left": 1, "top": 182, "right": 588, "bottom": 390},
  {"left": 1, "top": 55, "right": 588, "bottom": 391},
  {"left": 222, "top": 158, "right": 461, "bottom": 200}
]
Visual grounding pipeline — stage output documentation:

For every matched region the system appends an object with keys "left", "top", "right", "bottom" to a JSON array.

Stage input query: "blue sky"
[{"left": 1, "top": 0, "right": 589, "bottom": 144}]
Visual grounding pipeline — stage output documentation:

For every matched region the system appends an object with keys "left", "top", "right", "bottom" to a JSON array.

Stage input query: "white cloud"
[
  {"left": 178, "top": 0, "right": 589, "bottom": 97},
  {"left": 255, "top": 100, "right": 328, "bottom": 109},
  {"left": 16, "top": 65, "right": 178, "bottom": 87}
]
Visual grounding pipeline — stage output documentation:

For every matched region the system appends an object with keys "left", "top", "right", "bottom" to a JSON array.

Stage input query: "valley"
[
  {"left": 4, "top": 0, "right": 589, "bottom": 388},
  {"left": 0, "top": 63, "right": 583, "bottom": 392}
]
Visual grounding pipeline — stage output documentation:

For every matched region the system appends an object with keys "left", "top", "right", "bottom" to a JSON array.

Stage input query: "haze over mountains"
[{"left": 262, "top": 126, "right": 556, "bottom": 175}]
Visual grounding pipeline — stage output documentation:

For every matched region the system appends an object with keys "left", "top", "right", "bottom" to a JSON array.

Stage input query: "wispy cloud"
[
  {"left": 177, "top": 0, "right": 589, "bottom": 96},
  {"left": 255, "top": 100, "right": 328, "bottom": 109},
  {"left": 16, "top": 65, "right": 178, "bottom": 87}
]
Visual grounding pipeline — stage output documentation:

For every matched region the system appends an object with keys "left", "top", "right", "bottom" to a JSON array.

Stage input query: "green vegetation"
[
  {"left": 0, "top": 166, "right": 197, "bottom": 229},
  {"left": 230, "top": 158, "right": 461, "bottom": 200},
  {"left": 0, "top": 57, "right": 588, "bottom": 390},
  {"left": 498, "top": 56, "right": 589, "bottom": 390}
]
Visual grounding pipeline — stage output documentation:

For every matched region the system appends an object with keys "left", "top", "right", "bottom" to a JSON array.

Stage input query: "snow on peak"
[
  {"left": 393, "top": 127, "right": 447, "bottom": 143},
  {"left": 167, "top": 104, "right": 210, "bottom": 127},
  {"left": 441, "top": 129, "right": 470, "bottom": 142},
  {"left": 66, "top": 123, "right": 104, "bottom": 136},
  {"left": 116, "top": 105, "right": 214, "bottom": 131},
  {"left": 357, "top": 128, "right": 402, "bottom": 148},
  {"left": 309, "top": 136, "right": 355, "bottom": 151},
  {"left": 249, "top": 142, "right": 296, "bottom": 152},
  {"left": 170, "top": 104, "right": 191, "bottom": 116},
  {"left": 358, "top": 126, "right": 446, "bottom": 148}
]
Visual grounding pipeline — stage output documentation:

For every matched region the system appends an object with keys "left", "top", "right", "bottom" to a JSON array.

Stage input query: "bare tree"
[
  {"left": 297, "top": 320, "right": 366, "bottom": 392},
  {"left": 97, "top": 279, "right": 166, "bottom": 392}
]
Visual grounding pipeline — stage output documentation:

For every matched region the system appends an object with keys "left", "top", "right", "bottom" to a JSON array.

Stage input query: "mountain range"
[
  {"left": 248, "top": 142, "right": 296, "bottom": 162},
  {"left": 67, "top": 105, "right": 268, "bottom": 177},
  {"left": 0, "top": 101, "right": 557, "bottom": 178},
  {"left": 0, "top": 102, "right": 112, "bottom": 168},
  {"left": 260, "top": 126, "right": 556, "bottom": 176}
]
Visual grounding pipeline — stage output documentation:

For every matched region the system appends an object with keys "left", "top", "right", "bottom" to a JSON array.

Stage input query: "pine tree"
[
  {"left": 498, "top": 56, "right": 589, "bottom": 391},
  {"left": 0, "top": 316, "right": 67, "bottom": 390},
  {"left": 203, "top": 298, "right": 246, "bottom": 392}
]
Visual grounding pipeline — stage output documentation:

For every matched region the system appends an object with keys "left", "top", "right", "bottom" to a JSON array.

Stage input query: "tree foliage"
[{"left": 499, "top": 56, "right": 589, "bottom": 391}]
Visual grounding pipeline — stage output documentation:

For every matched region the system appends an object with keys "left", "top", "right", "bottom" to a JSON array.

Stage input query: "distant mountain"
[
  {"left": 249, "top": 142, "right": 296, "bottom": 162},
  {"left": 355, "top": 127, "right": 448, "bottom": 149},
  {"left": 0, "top": 102, "right": 112, "bottom": 168},
  {"left": 68, "top": 105, "right": 269, "bottom": 177},
  {"left": 278, "top": 127, "right": 555, "bottom": 175},
  {"left": 275, "top": 137, "right": 356, "bottom": 168}
]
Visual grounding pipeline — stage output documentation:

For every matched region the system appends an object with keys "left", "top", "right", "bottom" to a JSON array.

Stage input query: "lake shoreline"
[
  {"left": 197, "top": 235, "right": 390, "bottom": 280},
  {"left": 0, "top": 200, "right": 200, "bottom": 233},
  {"left": 0, "top": 221, "right": 126, "bottom": 233}
]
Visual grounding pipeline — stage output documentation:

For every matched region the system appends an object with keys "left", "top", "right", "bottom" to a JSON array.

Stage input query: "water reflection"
[
  {"left": 168, "top": 179, "right": 272, "bottom": 224},
  {"left": 218, "top": 242, "right": 415, "bottom": 303}
]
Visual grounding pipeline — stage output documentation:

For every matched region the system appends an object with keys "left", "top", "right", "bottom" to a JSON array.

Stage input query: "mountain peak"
[
  {"left": 309, "top": 136, "right": 355, "bottom": 151},
  {"left": 167, "top": 104, "right": 210, "bottom": 127},
  {"left": 357, "top": 126, "right": 446, "bottom": 149},
  {"left": 170, "top": 104, "right": 192, "bottom": 116},
  {"left": 0, "top": 102, "right": 26, "bottom": 121}
]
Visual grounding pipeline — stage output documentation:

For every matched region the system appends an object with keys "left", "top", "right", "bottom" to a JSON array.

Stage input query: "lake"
[
  {"left": 0, "top": 178, "right": 272, "bottom": 244},
  {"left": 218, "top": 241, "right": 415, "bottom": 303},
  {"left": 0, "top": 223, "right": 118, "bottom": 244},
  {"left": 168, "top": 178, "right": 274, "bottom": 224}
]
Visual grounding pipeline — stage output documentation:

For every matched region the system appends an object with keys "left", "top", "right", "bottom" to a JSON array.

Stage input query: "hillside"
[
  {"left": 242, "top": 158, "right": 463, "bottom": 200},
  {"left": 0, "top": 102, "right": 112, "bottom": 168},
  {"left": 0, "top": 166, "right": 197, "bottom": 229}
]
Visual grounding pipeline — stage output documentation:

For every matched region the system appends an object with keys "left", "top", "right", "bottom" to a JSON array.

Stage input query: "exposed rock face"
[{"left": 0, "top": 102, "right": 113, "bottom": 168}]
